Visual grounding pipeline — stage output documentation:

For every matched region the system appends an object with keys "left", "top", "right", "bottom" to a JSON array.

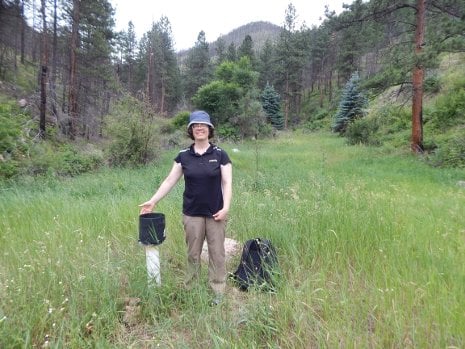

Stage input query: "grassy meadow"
[{"left": 1, "top": 131, "right": 464, "bottom": 348}]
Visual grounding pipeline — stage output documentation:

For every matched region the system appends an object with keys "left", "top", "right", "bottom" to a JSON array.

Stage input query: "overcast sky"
[{"left": 110, "top": 0, "right": 347, "bottom": 51}]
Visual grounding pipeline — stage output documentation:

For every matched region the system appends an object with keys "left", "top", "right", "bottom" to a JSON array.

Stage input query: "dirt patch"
[
  {"left": 201, "top": 237, "right": 240, "bottom": 263},
  {"left": 122, "top": 297, "right": 142, "bottom": 328}
]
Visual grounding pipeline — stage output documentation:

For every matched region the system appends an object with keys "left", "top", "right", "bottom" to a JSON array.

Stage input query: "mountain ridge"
[{"left": 177, "top": 20, "right": 282, "bottom": 58}]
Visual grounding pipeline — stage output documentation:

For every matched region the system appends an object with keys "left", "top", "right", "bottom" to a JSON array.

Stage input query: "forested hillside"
[
  {"left": 211, "top": 21, "right": 282, "bottom": 55},
  {"left": 1, "top": 0, "right": 464, "bottom": 179}
]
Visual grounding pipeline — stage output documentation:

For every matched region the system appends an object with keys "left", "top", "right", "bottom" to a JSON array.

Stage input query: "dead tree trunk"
[
  {"left": 411, "top": 0, "right": 425, "bottom": 153},
  {"left": 39, "top": 0, "right": 48, "bottom": 138},
  {"left": 20, "top": 0, "right": 25, "bottom": 64},
  {"left": 284, "top": 73, "right": 289, "bottom": 129},
  {"left": 50, "top": 0, "right": 58, "bottom": 122},
  {"left": 68, "top": 0, "right": 80, "bottom": 139}
]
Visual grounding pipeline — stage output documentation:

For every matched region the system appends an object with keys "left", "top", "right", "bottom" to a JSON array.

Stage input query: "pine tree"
[
  {"left": 145, "top": 16, "right": 181, "bottom": 114},
  {"left": 332, "top": 72, "right": 367, "bottom": 134},
  {"left": 274, "top": 3, "right": 309, "bottom": 128},
  {"left": 261, "top": 83, "right": 284, "bottom": 130},
  {"left": 73, "top": 0, "right": 116, "bottom": 138},
  {"left": 215, "top": 37, "right": 227, "bottom": 65},
  {"left": 226, "top": 42, "right": 237, "bottom": 62},
  {"left": 183, "top": 31, "right": 212, "bottom": 101},
  {"left": 257, "top": 39, "right": 276, "bottom": 90},
  {"left": 238, "top": 34, "right": 256, "bottom": 68},
  {"left": 117, "top": 21, "right": 137, "bottom": 93}
]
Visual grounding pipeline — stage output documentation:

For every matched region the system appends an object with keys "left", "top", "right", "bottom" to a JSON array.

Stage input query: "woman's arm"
[
  {"left": 139, "top": 162, "right": 183, "bottom": 214},
  {"left": 213, "top": 162, "right": 232, "bottom": 221}
]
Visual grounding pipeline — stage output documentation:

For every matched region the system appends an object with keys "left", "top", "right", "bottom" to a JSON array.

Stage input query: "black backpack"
[{"left": 230, "top": 238, "right": 278, "bottom": 291}]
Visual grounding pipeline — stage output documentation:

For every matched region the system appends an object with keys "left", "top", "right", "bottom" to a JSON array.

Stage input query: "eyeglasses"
[{"left": 192, "top": 123, "right": 208, "bottom": 129}]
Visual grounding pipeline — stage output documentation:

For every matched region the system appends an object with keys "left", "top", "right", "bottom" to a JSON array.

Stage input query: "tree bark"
[
  {"left": 146, "top": 49, "right": 153, "bottom": 105},
  {"left": 284, "top": 73, "right": 289, "bottom": 129},
  {"left": 160, "top": 78, "right": 165, "bottom": 115},
  {"left": 39, "top": 0, "right": 48, "bottom": 138},
  {"left": 50, "top": 0, "right": 58, "bottom": 123},
  {"left": 20, "top": 0, "right": 25, "bottom": 64},
  {"left": 411, "top": 0, "right": 425, "bottom": 153},
  {"left": 68, "top": 0, "right": 80, "bottom": 139}
]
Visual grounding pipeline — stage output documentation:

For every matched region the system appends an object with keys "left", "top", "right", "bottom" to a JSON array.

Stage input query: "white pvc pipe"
[{"left": 145, "top": 245, "right": 161, "bottom": 286}]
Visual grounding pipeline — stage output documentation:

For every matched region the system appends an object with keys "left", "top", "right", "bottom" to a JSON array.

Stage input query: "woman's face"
[{"left": 191, "top": 123, "right": 209, "bottom": 140}]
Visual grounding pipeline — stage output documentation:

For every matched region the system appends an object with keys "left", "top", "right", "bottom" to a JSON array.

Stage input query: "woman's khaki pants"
[{"left": 182, "top": 215, "right": 226, "bottom": 295}]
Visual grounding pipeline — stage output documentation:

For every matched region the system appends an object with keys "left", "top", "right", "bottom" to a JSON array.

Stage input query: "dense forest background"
[{"left": 1, "top": 0, "right": 464, "bottom": 179}]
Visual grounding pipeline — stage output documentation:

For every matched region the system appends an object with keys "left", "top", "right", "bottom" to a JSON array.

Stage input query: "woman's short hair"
[{"left": 187, "top": 125, "right": 215, "bottom": 140}]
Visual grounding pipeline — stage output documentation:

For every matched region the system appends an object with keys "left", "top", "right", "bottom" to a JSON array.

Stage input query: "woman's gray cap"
[{"left": 188, "top": 110, "right": 214, "bottom": 128}]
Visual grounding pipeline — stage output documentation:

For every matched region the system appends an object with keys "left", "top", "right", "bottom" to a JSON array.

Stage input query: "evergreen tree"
[
  {"left": 226, "top": 42, "right": 237, "bottom": 62},
  {"left": 117, "top": 21, "right": 137, "bottom": 93},
  {"left": 215, "top": 37, "right": 227, "bottom": 64},
  {"left": 304, "top": 22, "right": 335, "bottom": 102},
  {"left": 257, "top": 39, "right": 276, "bottom": 90},
  {"left": 274, "top": 3, "right": 309, "bottom": 128},
  {"left": 183, "top": 31, "right": 212, "bottom": 102},
  {"left": 332, "top": 72, "right": 367, "bottom": 134},
  {"left": 238, "top": 34, "right": 256, "bottom": 68},
  {"left": 75, "top": 0, "right": 116, "bottom": 138},
  {"left": 261, "top": 83, "right": 284, "bottom": 130},
  {"left": 144, "top": 16, "right": 181, "bottom": 114},
  {"left": 331, "top": 0, "right": 374, "bottom": 83}
]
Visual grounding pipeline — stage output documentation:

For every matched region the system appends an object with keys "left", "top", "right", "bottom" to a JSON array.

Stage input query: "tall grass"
[{"left": 1, "top": 132, "right": 464, "bottom": 348}]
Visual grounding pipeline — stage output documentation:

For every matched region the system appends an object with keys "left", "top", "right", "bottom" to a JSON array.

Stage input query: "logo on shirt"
[{"left": 209, "top": 159, "right": 218, "bottom": 163}]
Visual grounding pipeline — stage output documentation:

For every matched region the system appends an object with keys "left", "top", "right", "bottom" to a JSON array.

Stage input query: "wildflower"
[
  {"left": 42, "top": 335, "right": 50, "bottom": 348},
  {"left": 85, "top": 321, "right": 93, "bottom": 334}
]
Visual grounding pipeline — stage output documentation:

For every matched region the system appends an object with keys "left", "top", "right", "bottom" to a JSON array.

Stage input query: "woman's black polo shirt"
[{"left": 175, "top": 143, "right": 231, "bottom": 217}]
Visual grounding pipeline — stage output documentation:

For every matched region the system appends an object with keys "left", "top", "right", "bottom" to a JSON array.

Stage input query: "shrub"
[
  {"left": 57, "top": 145, "right": 104, "bottom": 176},
  {"left": 0, "top": 102, "right": 31, "bottom": 179},
  {"left": 171, "top": 111, "right": 190, "bottom": 129},
  {"left": 19, "top": 142, "right": 103, "bottom": 177},
  {"left": 104, "top": 96, "right": 160, "bottom": 167},
  {"left": 105, "top": 119, "right": 158, "bottom": 167},
  {"left": 428, "top": 131, "right": 465, "bottom": 168},
  {"left": 345, "top": 117, "right": 381, "bottom": 146},
  {"left": 304, "top": 109, "right": 331, "bottom": 131},
  {"left": 217, "top": 122, "right": 239, "bottom": 141},
  {"left": 429, "top": 86, "right": 465, "bottom": 131},
  {"left": 162, "top": 129, "right": 189, "bottom": 149},
  {"left": 0, "top": 159, "right": 19, "bottom": 179},
  {"left": 423, "top": 75, "right": 441, "bottom": 94},
  {"left": 365, "top": 107, "right": 410, "bottom": 148},
  {"left": 234, "top": 93, "right": 268, "bottom": 139},
  {"left": 1, "top": 99, "right": 105, "bottom": 179},
  {"left": 0, "top": 106, "right": 21, "bottom": 153}
]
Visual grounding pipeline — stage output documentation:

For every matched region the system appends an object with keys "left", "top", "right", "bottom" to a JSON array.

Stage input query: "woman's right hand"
[{"left": 138, "top": 201, "right": 155, "bottom": 215}]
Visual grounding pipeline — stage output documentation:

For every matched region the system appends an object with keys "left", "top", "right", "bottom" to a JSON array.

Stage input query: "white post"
[{"left": 145, "top": 245, "right": 161, "bottom": 286}]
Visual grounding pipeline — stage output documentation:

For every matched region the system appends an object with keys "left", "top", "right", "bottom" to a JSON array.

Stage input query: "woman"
[{"left": 139, "top": 110, "right": 232, "bottom": 305}]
